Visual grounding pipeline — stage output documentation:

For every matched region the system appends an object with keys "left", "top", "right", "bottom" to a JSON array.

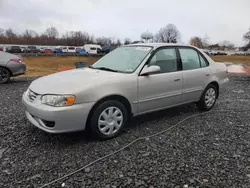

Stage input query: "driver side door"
[{"left": 137, "top": 47, "right": 183, "bottom": 114}]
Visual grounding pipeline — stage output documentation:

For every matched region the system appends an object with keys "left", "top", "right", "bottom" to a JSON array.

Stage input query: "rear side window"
[
  {"left": 179, "top": 48, "right": 202, "bottom": 70},
  {"left": 11, "top": 46, "right": 20, "bottom": 49},
  {"left": 28, "top": 46, "right": 36, "bottom": 49},
  {"left": 199, "top": 54, "right": 209, "bottom": 67}
]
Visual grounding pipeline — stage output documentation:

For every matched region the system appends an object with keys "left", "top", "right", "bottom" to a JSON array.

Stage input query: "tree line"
[{"left": 0, "top": 24, "right": 250, "bottom": 51}]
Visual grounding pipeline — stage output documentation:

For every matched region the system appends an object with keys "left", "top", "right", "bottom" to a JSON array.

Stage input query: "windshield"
[{"left": 91, "top": 46, "right": 152, "bottom": 73}]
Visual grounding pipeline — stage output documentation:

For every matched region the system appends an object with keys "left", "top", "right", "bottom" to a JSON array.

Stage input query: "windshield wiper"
[{"left": 90, "top": 66, "right": 118, "bottom": 72}]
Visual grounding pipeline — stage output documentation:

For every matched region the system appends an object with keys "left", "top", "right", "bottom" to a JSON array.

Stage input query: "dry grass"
[
  {"left": 21, "top": 56, "right": 100, "bottom": 76},
  {"left": 21, "top": 55, "right": 250, "bottom": 77},
  {"left": 211, "top": 55, "right": 250, "bottom": 66}
]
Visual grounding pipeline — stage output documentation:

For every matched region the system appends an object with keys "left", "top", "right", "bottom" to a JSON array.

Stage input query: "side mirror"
[{"left": 140, "top": 65, "right": 161, "bottom": 76}]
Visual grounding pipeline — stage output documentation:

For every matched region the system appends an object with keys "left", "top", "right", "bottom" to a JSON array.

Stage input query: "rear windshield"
[
  {"left": 11, "top": 46, "right": 20, "bottom": 49},
  {"left": 90, "top": 47, "right": 96, "bottom": 50},
  {"left": 68, "top": 47, "right": 75, "bottom": 50},
  {"left": 28, "top": 46, "right": 36, "bottom": 49},
  {"left": 63, "top": 47, "right": 67, "bottom": 49}
]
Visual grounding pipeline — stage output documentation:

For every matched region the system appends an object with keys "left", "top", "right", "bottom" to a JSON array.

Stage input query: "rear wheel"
[
  {"left": 89, "top": 100, "right": 128, "bottom": 140},
  {"left": 0, "top": 67, "right": 11, "bottom": 84},
  {"left": 197, "top": 84, "right": 217, "bottom": 111}
]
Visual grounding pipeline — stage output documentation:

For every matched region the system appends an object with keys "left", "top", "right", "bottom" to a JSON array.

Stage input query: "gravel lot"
[{"left": 0, "top": 74, "right": 250, "bottom": 188}]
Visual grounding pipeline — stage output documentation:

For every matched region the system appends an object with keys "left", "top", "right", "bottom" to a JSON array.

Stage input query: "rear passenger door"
[{"left": 178, "top": 47, "right": 210, "bottom": 103}]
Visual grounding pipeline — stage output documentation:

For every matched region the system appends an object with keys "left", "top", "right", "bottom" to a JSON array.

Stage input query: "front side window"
[
  {"left": 179, "top": 48, "right": 201, "bottom": 70},
  {"left": 92, "top": 46, "right": 153, "bottom": 73},
  {"left": 148, "top": 48, "right": 178, "bottom": 73}
]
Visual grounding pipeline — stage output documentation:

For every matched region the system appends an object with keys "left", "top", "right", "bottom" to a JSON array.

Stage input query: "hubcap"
[
  {"left": 98, "top": 107, "right": 123, "bottom": 136},
  {"left": 205, "top": 88, "right": 216, "bottom": 108},
  {"left": 0, "top": 68, "right": 9, "bottom": 83}
]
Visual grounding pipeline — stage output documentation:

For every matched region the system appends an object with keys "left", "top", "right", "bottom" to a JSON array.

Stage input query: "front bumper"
[{"left": 22, "top": 92, "right": 95, "bottom": 133}]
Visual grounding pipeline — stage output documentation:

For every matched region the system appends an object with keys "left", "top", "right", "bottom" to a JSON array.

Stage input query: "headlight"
[{"left": 41, "top": 95, "right": 75, "bottom": 107}]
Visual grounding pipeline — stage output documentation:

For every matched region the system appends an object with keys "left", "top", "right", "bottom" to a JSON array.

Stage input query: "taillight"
[{"left": 10, "top": 58, "right": 22, "bottom": 63}]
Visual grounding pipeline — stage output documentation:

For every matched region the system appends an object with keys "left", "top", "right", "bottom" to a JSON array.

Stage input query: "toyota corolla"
[{"left": 22, "top": 43, "right": 229, "bottom": 139}]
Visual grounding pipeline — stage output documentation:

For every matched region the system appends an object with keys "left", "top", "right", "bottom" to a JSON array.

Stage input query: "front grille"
[{"left": 28, "top": 90, "right": 39, "bottom": 102}]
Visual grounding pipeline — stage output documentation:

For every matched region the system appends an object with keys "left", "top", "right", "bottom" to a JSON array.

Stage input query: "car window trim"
[
  {"left": 177, "top": 46, "right": 210, "bottom": 71},
  {"left": 138, "top": 46, "right": 181, "bottom": 76}
]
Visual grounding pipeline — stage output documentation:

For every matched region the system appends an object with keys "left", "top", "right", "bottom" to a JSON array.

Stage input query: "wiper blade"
[{"left": 91, "top": 66, "right": 118, "bottom": 72}]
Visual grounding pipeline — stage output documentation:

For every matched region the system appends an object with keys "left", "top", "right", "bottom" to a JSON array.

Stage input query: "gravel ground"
[{"left": 0, "top": 74, "right": 250, "bottom": 188}]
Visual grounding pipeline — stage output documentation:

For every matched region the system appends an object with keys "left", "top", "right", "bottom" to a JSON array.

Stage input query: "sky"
[{"left": 0, "top": 0, "right": 249, "bottom": 46}]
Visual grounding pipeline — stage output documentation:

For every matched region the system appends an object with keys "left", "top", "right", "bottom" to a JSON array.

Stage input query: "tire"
[
  {"left": 89, "top": 100, "right": 128, "bottom": 140},
  {"left": 0, "top": 67, "right": 11, "bottom": 84},
  {"left": 197, "top": 84, "right": 218, "bottom": 111}
]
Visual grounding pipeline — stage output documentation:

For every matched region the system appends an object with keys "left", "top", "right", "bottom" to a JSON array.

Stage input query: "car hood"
[{"left": 29, "top": 68, "right": 125, "bottom": 95}]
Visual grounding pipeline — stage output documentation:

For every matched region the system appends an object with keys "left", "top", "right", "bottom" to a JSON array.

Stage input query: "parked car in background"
[
  {"left": 6, "top": 46, "right": 22, "bottom": 53},
  {"left": 62, "top": 46, "right": 68, "bottom": 53},
  {"left": 67, "top": 46, "right": 76, "bottom": 53},
  {"left": 76, "top": 48, "right": 87, "bottom": 55},
  {"left": 53, "top": 48, "right": 63, "bottom": 54},
  {"left": 0, "top": 46, "right": 4, "bottom": 51},
  {"left": 39, "top": 47, "right": 46, "bottom": 53},
  {"left": 44, "top": 49, "right": 53, "bottom": 54},
  {"left": 22, "top": 43, "right": 229, "bottom": 140},
  {"left": 101, "top": 45, "right": 116, "bottom": 54},
  {"left": 20, "top": 47, "right": 26, "bottom": 53},
  {"left": 84, "top": 44, "right": 102, "bottom": 54},
  {"left": 25, "top": 46, "right": 40, "bottom": 53},
  {"left": 0, "top": 51, "right": 26, "bottom": 83}
]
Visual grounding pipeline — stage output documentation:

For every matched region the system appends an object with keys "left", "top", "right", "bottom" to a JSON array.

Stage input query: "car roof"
[{"left": 126, "top": 43, "right": 196, "bottom": 48}]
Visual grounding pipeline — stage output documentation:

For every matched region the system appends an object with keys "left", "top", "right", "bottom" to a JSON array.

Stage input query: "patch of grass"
[
  {"left": 211, "top": 55, "right": 250, "bottom": 66},
  {"left": 22, "top": 56, "right": 101, "bottom": 76},
  {"left": 21, "top": 55, "right": 250, "bottom": 77}
]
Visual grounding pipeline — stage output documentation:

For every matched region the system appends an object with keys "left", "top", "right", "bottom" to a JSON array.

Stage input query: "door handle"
[
  {"left": 206, "top": 73, "right": 210, "bottom": 76},
  {"left": 174, "top": 78, "right": 181, "bottom": 81}
]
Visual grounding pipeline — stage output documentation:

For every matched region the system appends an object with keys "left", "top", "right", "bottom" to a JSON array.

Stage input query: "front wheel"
[
  {"left": 197, "top": 84, "right": 218, "bottom": 111},
  {"left": 89, "top": 100, "right": 128, "bottom": 140},
  {"left": 0, "top": 67, "right": 11, "bottom": 84}
]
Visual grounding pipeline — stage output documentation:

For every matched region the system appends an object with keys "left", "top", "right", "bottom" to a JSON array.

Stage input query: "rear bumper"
[
  {"left": 22, "top": 92, "right": 95, "bottom": 133},
  {"left": 6, "top": 62, "right": 27, "bottom": 76},
  {"left": 219, "top": 77, "right": 229, "bottom": 94}
]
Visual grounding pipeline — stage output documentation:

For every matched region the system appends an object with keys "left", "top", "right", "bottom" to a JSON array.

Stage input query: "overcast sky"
[{"left": 0, "top": 0, "right": 249, "bottom": 46}]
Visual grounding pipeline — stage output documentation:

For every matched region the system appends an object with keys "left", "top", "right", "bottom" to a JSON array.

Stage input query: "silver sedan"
[
  {"left": 0, "top": 51, "right": 26, "bottom": 83},
  {"left": 22, "top": 43, "right": 229, "bottom": 139}
]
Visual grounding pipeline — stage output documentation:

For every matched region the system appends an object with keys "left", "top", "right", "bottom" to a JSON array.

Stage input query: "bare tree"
[
  {"left": 243, "top": 28, "right": 250, "bottom": 43},
  {"left": 220, "top": 40, "right": 235, "bottom": 50},
  {"left": 202, "top": 34, "right": 210, "bottom": 48},
  {"left": 96, "top": 37, "right": 112, "bottom": 46},
  {"left": 23, "top": 29, "right": 38, "bottom": 39},
  {"left": 189, "top": 36, "right": 203, "bottom": 48},
  {"left": 0, "top": 28, "right": 4, "bottom": 36},
  {"left": 124, "top": 38, "right": 131, "bottom": 45},
  {"left": 154, "top": 24, "right": 181, "bottom": 43},
  {"left": 116, "top": 39, "right": 121, "bottom": 46},
  {"left": 5, "top": 28, "right": 16, "bottom": 44},
  {"left": 44, "top": 27, "right": 59, "bottom": 39}
]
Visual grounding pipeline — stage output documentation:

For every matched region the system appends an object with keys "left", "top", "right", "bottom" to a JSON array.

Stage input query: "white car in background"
[
  {"left": 84, "top": 44, "right": 102, "bottom": 54},
  {"left": 67, "top": 46, "right": 76, "bottom": 53},
  {"left": 62, "top": 46, "right": 68, "bottom": 53},
  {"left": 61, "top": 46, "right": 76, "bottom": 53}
]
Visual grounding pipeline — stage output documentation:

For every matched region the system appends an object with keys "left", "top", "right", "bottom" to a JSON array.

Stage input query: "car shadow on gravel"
[{"left": 28, "top": 103, "right": 199, "bottom": 145}]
